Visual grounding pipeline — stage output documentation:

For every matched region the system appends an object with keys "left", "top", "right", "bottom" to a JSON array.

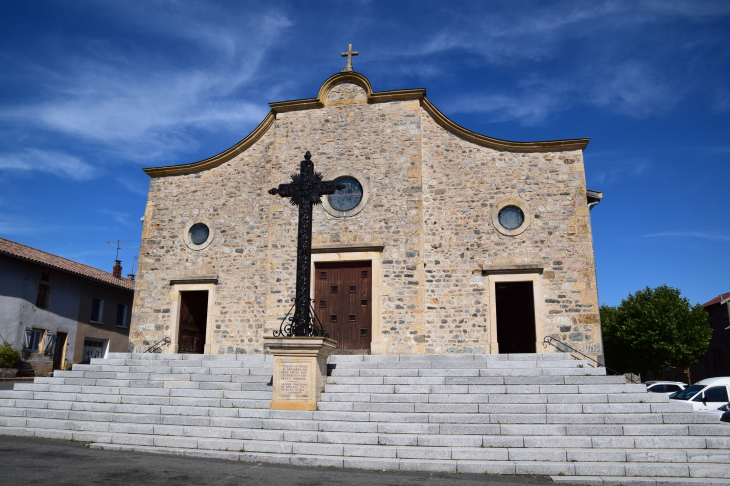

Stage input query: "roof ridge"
[{"left": 0, "top": 237, "right": 134, "bottom": 291}]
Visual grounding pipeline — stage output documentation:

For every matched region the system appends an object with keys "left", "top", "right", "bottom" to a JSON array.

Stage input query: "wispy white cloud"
[
  {"left": 0, "top": 149, "right": 96, "bottom": 181},
  {"left": 0, "top": 214, "right": 57, "bottom": 237},
  {"left": 0, "top": 1, "right": 290, "bottom": 167},
  {"left": 98, "top": 209, "right": 134, "bottom": 226},
  {"left": 406, "top": 1, "right": 730, "bottom": 123},
  {"left": 117, "top": 177, "right": 149, "bottom": 196},
  {"left": 642, "top": 232, "right": 730, "bottom": 242}
]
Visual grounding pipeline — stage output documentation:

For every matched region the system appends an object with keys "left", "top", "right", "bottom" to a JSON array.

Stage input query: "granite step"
[
  {"left": 329, "top": 367, "right": 609, "bottom": 377},
  {"left": 4, "top": 423, "right": 729, "bottom": 453},
  {"left": 2, "top": 410, "right": 723, "bottom": 438},
  {"left": 1, "top": 353, "right": 727, "bottom": 482}
]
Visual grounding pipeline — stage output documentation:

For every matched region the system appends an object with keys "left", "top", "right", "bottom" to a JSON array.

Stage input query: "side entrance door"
[
  {"left": 314, "top": 261, "right": 372, "bottom": 351},
  {"left": 178, "top": 290, "right": 208, "bottom": 354},
  {"left": 495, "top": 281, "right": 537, "bottom": 354}
]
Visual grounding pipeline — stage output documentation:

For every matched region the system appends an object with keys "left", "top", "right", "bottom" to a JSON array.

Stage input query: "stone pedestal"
[{"left": 264, "top": 336, "right": 337, "bottom": 411}]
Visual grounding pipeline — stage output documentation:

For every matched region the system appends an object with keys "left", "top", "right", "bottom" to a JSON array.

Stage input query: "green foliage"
[
  {"left": 0, "top": 342, "right": 21, "bottom": 369},
  {"left": 601, "top": 285, "right": 711, "bottom": 375}
]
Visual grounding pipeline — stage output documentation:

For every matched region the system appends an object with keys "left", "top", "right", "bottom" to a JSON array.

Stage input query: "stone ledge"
[
  {"left": 312, "top": 243, "right": 384, "bottom": 254},
  {"left": 478, "top": 265, "right": 544, "bottom": 275},
  {"left": 169, "top": 275, "right": 218, "bottom": 285}
]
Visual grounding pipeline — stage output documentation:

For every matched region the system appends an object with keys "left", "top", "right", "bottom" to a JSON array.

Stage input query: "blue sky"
[{"left": 0, "top": 0, "right": 728, "bottom": 307}]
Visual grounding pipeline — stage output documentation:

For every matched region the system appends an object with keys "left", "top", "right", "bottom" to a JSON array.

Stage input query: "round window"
[
  {"left": 328, "top": 177, "right": 363, "bottom": 212},
  {"left": 498, "top": 206, "right": 524, "bottom": 230},
  {"left": 189, "top": 223, "right": 210, "bottom": 245}
]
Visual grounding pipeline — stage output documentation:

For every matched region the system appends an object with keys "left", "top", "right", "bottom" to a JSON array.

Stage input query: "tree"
[{"left": 601, "top": 285, "right": 711, "bottom": 376}]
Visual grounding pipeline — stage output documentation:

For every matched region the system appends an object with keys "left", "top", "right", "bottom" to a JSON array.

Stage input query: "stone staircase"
[{"left": 1, "top": 352, "right": 729, "bottom": 485}]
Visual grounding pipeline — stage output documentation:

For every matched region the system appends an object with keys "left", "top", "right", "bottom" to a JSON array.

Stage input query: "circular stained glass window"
[
  {"left": 328, "top": 177, "right": 363, "bottom": 212},
  {"left": 498, "top": 206, "right": 524, "bottom": 230},
  {"left": 189, "top": 223, "right": 210, "bottom": 245}
]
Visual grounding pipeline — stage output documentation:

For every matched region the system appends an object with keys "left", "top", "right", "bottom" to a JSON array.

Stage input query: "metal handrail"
[
  {"left": 144, "top": 337, "right": 171, "bottom": 353},
  {"left": 542, "top": 336, "right": 639, "bottom": 384}
]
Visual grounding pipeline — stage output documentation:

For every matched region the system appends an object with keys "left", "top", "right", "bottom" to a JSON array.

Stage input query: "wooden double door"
[{"left": 314, "top": 261, "right": 372, "bottom": 351}]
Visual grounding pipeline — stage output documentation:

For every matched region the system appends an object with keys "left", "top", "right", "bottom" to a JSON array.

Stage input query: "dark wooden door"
[
  {"left": 178, "top": 290, "right": 208, "bottom": 354},
  {"left": 314, "top": 261, "right": 372, "bottom": 351},
  {"left": 495, "top": 281, "right": 536, "bottom": 354}
]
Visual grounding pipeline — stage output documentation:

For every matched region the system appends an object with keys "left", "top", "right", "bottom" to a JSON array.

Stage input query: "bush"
[{"left": 0, "top": 342, "right": 21, "bottom": 369}]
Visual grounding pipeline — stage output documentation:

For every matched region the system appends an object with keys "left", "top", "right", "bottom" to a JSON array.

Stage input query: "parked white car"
[
  {"left": 669, "top": 377, "right": 730, "bottom": 412},
  {"left": 703, "top": 402, "right": 729, "bottom": 420},
  {"left": 645, "top": 381, "right": 686, "bottom": 394}
]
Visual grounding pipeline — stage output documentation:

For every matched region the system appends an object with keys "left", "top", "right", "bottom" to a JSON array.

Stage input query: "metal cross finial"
[{"left": 341, "top": 43, "right": 359, "bottom": 72}]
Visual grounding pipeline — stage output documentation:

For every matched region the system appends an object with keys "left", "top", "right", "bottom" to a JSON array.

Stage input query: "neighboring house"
[
  {"left": 0, "top": 237, "right": 135, "bottom": 375},
  {"left": 660, "top": 292, "right": 730, "bottom": 384},
  {"left": 699, "top": 292, "right": 730, "bottom": 378}
]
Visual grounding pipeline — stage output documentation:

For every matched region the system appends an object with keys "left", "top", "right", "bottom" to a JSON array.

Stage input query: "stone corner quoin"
[{"left": 130, "top": 74, "right": 601, "bottom": 359}]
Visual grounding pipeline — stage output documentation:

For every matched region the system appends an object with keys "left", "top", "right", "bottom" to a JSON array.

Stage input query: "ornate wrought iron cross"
[{"left": 269, "top": 151, "right": 343, "bottom": 337}]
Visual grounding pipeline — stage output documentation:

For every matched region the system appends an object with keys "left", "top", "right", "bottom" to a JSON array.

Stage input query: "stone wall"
[{"left": 129, "top": 79, "right": 602, "bottom": 359}]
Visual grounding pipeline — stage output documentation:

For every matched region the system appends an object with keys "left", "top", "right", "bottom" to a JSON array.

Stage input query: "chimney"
[
  {"left": 113, "top": 260, "right": 122, "bottom": 278},
  {"left": 127, "top": 274, "right": 136, "bottom": 281}
]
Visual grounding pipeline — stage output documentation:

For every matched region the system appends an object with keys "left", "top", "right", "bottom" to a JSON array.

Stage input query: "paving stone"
[
  {"left": 567, "top": 449, "right": 627, "bottom": 462},
  {"left": 399, "top": 459, "right": 455, "bottom": 473},
  {"left": 451, "top": 447, "right": 508, "bottom": 460},
  {"left": 456, "top": 460, "right": 516, "bottom": 475},
  {"left": 439, "top": 424, "right": 500, "bottom": 435},
  {"left": 293, "top": 443, "right": 344, "bottom": 456},
  {"left": 417, "top": 435, "right": 482, "bottom": 447},
  {"left": 509, "top": 448, "right": 566, "bottom": 462},
  {"left": 625, "top": 463, "right": 689, "bottom": 477},
  {"left": 526, "top": 436, "right": 592, "bottom": 448},
  {"left": 604, "top": 414, "right": 663, "bottom": 424},
  {"left": 627, "top": 450, "right": 688, "bottom": 463},
  {"left": 343, "top": 457, "right": 400, "bottom": 470},
  {"left": 501, "top": 424, "right": 566, "bottom": 435},
  {"left": 428, "top": 413, "right": 491, "bottom": 424},
  {"left": 318, "top": 421, "right": 378, "bottom": 433},
  {"left": 686, "top": 450, "right": 730, "bottom": 464},
  {"left": 574, "top": 462, "right": 626, "bottom": 476},
  {"left": 689, "top": 464, "right": 730, "bottom": 479},
  {"left": 514, "top": 461, "right": 575, "bottom": 476},
  {"left": 317, "top": 432, "right": 378, "bottom": 444},
  {"left": 369, "top": 412, "right": 428, "bottom": 423},
  {"left": 343, "top": 445, "right": 398, "bottom": 458}
]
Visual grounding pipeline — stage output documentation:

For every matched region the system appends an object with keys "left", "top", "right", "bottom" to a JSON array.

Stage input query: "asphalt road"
[
  {"left": 0, "top": 436, "right": 552, "bottom": 486},
  {"left": 0, "top": 380, "right": 27, "bottom": 390}
]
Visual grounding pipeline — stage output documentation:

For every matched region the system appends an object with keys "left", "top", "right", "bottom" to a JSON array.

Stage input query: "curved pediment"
[{"left": 143, "top": 72, "right": 589, "bottom": 177}]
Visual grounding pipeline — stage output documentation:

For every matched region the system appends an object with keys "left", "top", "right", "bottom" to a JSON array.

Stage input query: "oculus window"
[
  {"left": 328, "top": 177, "right": 363, "bottom": 212},
  {"left": 183, "top": 219, "right": 215, "bottom": 250},
  {"left": 189, "top": 223, "right": 210, "bottom": 246},
  {"left": 498, "top": 206, "right": 524, "bottom": 230}
]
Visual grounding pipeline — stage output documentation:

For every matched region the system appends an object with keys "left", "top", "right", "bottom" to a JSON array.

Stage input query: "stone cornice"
[
  {"left": 142, "top": 72, "right": 589, "bottom": 178},
  {"left": 142, "top": 112, "right": 275, "bottom": 177},
  {"left": 421, "top": 98, "right": 589, "bottom": 153}
]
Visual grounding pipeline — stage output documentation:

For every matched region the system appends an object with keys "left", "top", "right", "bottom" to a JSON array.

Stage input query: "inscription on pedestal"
[{"left": 280, "top": 363, "right": 310, "bottom": 399}]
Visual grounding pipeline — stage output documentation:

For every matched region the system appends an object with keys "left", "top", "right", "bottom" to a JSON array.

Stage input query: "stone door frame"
[
  {"left": 311, "top": 248, "right": 384, "bottom": 354},
  {"left": 487, "top": 272, "right": 545, "bottom": 355},
  {"left": 167, "top": 282, "right": 217, "bottom": 354}
]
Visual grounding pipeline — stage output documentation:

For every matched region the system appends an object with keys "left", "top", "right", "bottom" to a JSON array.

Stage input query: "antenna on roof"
[{"left": 106, "top": 239, "right": 135, "bottom": 261}]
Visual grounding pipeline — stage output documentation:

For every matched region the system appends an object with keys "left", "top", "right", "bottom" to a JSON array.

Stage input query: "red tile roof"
[
  {"left": 0, "top": 237, "right": 135, "bottom": 291},
  {"left": 703, "top": 292, "right": 730, "bottom": 307}
]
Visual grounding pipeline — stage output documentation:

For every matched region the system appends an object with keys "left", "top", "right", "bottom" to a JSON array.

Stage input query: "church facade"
[{"left": 129, "top": 70, "right": 604, "bottom": 360}]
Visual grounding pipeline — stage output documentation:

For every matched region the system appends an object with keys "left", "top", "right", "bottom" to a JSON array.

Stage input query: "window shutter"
[
  {"left": 24, "top": 328, "right": 32, "bottom": 349},
  {"left": 44, "top": 332, "right": 57, "bottom": 357}
]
